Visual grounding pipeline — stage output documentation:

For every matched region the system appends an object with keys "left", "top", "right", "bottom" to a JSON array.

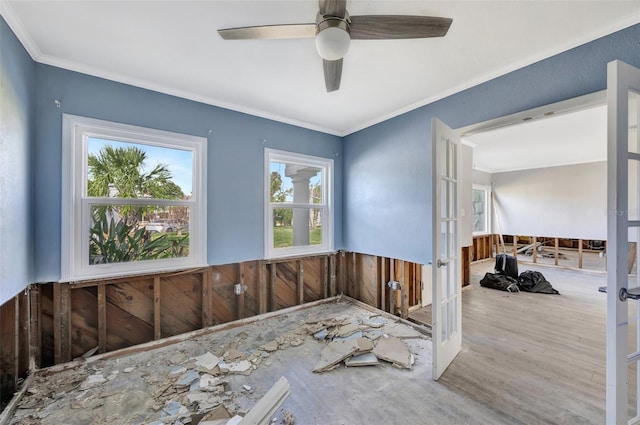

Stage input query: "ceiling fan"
[{"left": 218, "top": 0, "right": 452, "bottom": 92}]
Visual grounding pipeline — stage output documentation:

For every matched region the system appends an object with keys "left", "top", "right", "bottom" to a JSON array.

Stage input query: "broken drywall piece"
[
  {"left": 260, "top": 341, "right": 279, "bottom": 352},
  {"left": 363, "top": 330, "right": 383, "bottom": 340},
  {"left": 336, "top": 321, "right": 359, "bottom": 337},
  {"left": 312, "top": 340, "right": 359, "bottom": 373},
  {"left": 382, "top": 323, "right": 423, "bottom": 339},
  {"left": 220, "top": 360, "right": 252, "bottom": 375},
  {"left": 193, "top": 352, "right": 221, "bottom": 370},
  {"left": 171, "top": 366, "right": 188, "bottom": 375},
  {"left": 80, "top": 374, "right": 106, "bottom": 390},
  {"left": 176, "top": 370, "right": 201, "bottom": 388},
  {"left": 313, "top": 329, "right": 328, "bottom": 340},
  {"left": 361, "top": 316, "right": 385, "bottom": 328},
  {"left": 355, "top": 337, "right": 374, "bottom": 354},
  {"left": 333, "top": 331, "right": 363, "bottom": 342},
  {"left": 200, "top": 403, "right": 232, "bottom": 422},
  {"left": 372, "top": 336, "right": 413, "bottom": 369},
  {"left": 345, "top": 353, "right": 379, "bottom": 367},
  {"left": 239, "top": 376, "right": 290, "bottom": 425}
]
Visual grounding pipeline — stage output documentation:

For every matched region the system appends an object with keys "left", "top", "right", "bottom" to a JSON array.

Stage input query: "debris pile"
[
  {"left": 305, "top": 313, "right": 418, "bottom": 371},
  {"left": 8, "top": 301, "right": 428, "bottom": 425}
]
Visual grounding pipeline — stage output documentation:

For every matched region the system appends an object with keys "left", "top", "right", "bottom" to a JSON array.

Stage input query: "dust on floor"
[{"left": 8, "top": 299, "right": 430, "bottom": 425}]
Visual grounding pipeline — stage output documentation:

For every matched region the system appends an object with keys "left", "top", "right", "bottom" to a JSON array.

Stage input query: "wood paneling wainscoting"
[{"left": 0, "top": 251, "right": 424, "bottom": 406}]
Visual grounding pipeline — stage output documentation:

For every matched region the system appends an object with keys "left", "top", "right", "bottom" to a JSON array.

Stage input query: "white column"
[{"left": 285, "top": 166, "right": 318, "bottom": 246}]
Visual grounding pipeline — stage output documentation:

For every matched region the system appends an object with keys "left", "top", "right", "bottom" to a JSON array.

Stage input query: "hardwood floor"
[{"left": 439, "top": 261, "right": 609, "bottom": 424}]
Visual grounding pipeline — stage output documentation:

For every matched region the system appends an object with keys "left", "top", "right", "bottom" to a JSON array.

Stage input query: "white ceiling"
[
  {"left": 464, "top": 104, "right": 607, "bottom": 173},
  {"left": 2, "top": 1, "right": 639, "bottom": 136}
]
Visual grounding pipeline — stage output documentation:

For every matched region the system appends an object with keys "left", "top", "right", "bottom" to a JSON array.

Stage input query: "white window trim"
[
  {"left": 61, "top": 114, "right": 207, "bottom": 282},
  {"left": 472, "top": 184, "right": 492, "bottom": 236},
  {"left": 264, "top": 148, "right": 333, "bottom": 259}
]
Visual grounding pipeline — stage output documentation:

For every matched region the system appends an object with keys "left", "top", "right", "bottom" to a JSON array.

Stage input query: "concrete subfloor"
[{"left": 9, "top": 298, "right": 514, "bottom": 425}]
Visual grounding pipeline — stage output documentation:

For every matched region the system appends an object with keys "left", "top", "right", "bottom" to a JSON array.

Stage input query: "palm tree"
[{"left": 87, "top": 145, "right": 184, "bottom": 199}]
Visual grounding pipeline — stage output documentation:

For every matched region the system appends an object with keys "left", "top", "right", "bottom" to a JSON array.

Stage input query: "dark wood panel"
[
  {"left": 39, "top": 284, "right": 55, "bottom": 368},
  {"left": 211, "top": 264, "right": 237, "bottom": 324},
  {"left": 274, "top": 261, "right": 297, "bottom": 310},
  {"left": 356, "top": 254, "right": 378, "bottom": 307},
  {"left": 160, "top": 273, "right": 202, "bottom": 338},
  {"left": 303, "top": 257, "right": 323, "bottom": 302},
  {"left": 105, "top": 281, "right": 154, "bottom": 351},
  {"left": 0, "top": 297, "right": 16, "bottom": 400},
  {"left": 242, "top": 261, "right": 259, "bottom": 318},
  {"left": 70, "top": 287, "right": 99, "bottom": 359}
]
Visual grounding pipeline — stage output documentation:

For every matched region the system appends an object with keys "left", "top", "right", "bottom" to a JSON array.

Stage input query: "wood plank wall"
[{"left": 0, "top": 251, "right": 423, "bottom": 403}]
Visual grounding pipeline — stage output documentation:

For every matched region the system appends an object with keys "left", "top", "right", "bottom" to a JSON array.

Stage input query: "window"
[
  {"left": 265, "top": 149, "right": 333, "bottom": 258},
  {"left": 62, "top": 115, "right": 207, "bottom": 281},
  {"left": 472, "top": 185, "right": 491, "bottom": 235}
]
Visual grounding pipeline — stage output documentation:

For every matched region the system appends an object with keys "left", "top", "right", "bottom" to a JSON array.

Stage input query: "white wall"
[
  {"left": 491, "top": 161, "right": 606, "bottom": 240},
  {"left": 473, "top": 169, "right": 492, "bottom": 186},
  {"left": 461, "top": 145, "right": 473, "bottom": 247}
]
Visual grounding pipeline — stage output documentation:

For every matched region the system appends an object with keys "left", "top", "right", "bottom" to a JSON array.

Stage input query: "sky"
[{"left": 88, "top": 137, "right": 193, "bottom": 195}]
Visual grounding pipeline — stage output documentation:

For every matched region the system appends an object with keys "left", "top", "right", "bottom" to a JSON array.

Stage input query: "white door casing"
[
  {"left": 606, "top": 59, "right": 640, "bottom": 424},
  {"left": 432, "top": 118, "right": 463, "bottom": 380}
]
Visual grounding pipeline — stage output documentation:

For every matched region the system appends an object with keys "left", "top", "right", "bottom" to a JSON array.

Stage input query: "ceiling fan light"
[{"left": 315, "top": 23, "right": 350, "bottom": 61}]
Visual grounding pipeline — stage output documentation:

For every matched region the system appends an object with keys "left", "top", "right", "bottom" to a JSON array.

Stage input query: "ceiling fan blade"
[
  {"left": 319, "top": 0, "right": 347, "bottom": 18},
  {"left": 350, "top": 15, "right": 452, "bottom": 39},
  {"left": 218, "top": 23, "right": 316, "bottom": 40},
  {"left": 323, "top": 59, "right": 343, "bottom": 92}
]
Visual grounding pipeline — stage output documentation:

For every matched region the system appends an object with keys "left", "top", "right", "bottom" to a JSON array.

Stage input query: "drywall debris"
[
  {"left": 372, "top": 335, "right": 413, "bottom": 369},
  {"left": 361, "top": 315, "right": 385, "bottom": 328},
  {"left": 176, "top": 370, "right": 201, "bottom": 389},
  {"left": 260, "top": 341, "right": 279, "bottom": 352},
  {"left": 80, "top": 373, "right": 106, "bottom": 390},
  {"left": 312, "top": 340, "right": 359, "bottom": 373},
  {"left": 193, "top": 352, "right": 222, "bottom": 370},
  {"left": 312, "top": 329, "right": 328, "bottom": 340},
  {"left": 345, "top": 353, "right": 379, "bottom": 367},
  {"left": 355, "top": 337, "right": 374, "bottom": 354},
  {"left": 336, "top": 321, "right": 359, "bottom": 337},
  {"left": 200, "top": 403, "right": 232, "bottom": 422},
  {"left": 382, "top": 322, "right": 423, "bottom": 339},
  {"left": 363, "top": 330, "right": 383, "bottom": 340},
  {"left": 220, "top": 360, "right": 252, "bottom": 375},
  {"left": 333, "top": 331, "right": 363, "bottom": 342},
  {"left": 282, "top": 410, "right": 295, "bottom": 425}
]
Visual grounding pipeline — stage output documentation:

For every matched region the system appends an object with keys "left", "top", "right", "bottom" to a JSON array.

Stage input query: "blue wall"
[
  {"left": 343, "top": 23, "right": 640, "bottom": 264},
  {"left": 0, "top": 17, "right": 35, "bottom": 305},
  {"left": 32, "top": 66, "right": 342, "bottom": 282},
  {"left": 3, "top": 15, "right": 640, "bottom": 291}
]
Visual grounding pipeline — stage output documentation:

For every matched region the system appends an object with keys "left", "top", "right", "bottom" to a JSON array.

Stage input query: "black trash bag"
[
  {"left": 517, "top": 270, "right": 560, "bottom": 294},
  {"left": 494, "top": 253, "right": 519, "bottom": 279},
  {"left": 480, "top": 272, "right": 520, "bottom": 293}
]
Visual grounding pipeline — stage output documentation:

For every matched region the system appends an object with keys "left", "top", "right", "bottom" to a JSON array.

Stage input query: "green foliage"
[
  {"left": 272, "top": 226, "right": 322, "bottom": 248},
  {"left": 270, "top": 171, "right": 292, "bottom": 226},
  {"left": 89, "top": 208, "right": 188, "bottom": 264}
]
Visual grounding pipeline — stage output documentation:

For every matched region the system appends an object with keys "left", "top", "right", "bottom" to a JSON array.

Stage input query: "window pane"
[
  {"left": 472, "top": 189, "right": 486, "bottom": 233},
  {"left": 87, "top": 137, "right": 192, "bottom": 199},
  {"left": 272, "top": 207, "right": 323, "bottom": 248},
  {"left": 270, "top": 161, "right": 322, "bottom": 204},
  {"left": 89, "top": 204, "right": 190, "bottom": 265}
]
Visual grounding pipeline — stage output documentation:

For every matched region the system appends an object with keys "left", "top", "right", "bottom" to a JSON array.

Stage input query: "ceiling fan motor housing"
[{"left": 315, "top": 16, "right": 351, "bottom": 61}]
